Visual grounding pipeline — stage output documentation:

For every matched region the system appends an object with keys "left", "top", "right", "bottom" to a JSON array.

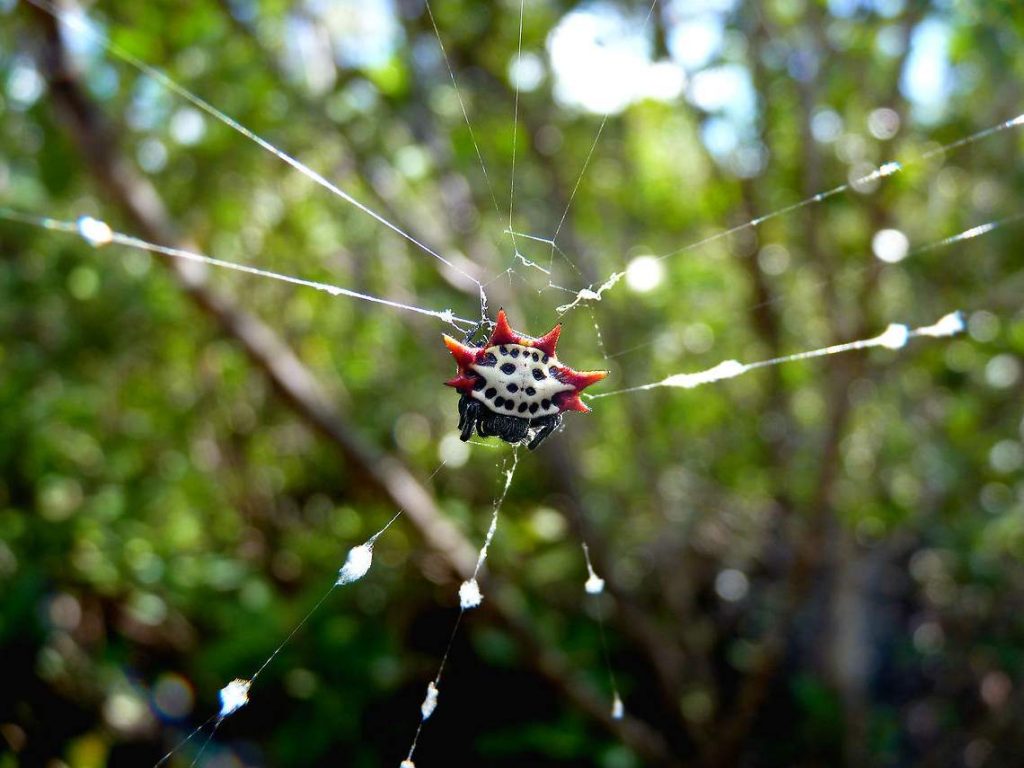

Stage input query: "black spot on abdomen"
[
  {"left": 507, "top": 383, "right": 518, "bottom": 393},
  {"left": 501, "top": 363, "right": 516, "bottom": 375},
  {"left": 518, "top": 402, "right": 528, "bottom": 413},
  {"left": 532, "top": 368, "right": 545, "bottom": 381},
  {"left": 529, "top": 403, "right": 539, "bottom": 414},
  {"left": 525, "top": 386, "right": 536, "bottom": 396},
  {"left": 495, "top": 396, "right": 506, "bottom": 408},
  {"left": 478, "top": 353, "right": 497, "bottom": 367},
  {"left": 541, "top": 399, "right": 551, "bottom": 410},
  {"left": 485, "top": 388, "right": 497, "bottom": 399}
]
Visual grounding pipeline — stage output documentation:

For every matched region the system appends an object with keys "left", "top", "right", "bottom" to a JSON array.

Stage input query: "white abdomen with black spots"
[{"left": 470, "top": 343, "right": 571, "bottom": 418}]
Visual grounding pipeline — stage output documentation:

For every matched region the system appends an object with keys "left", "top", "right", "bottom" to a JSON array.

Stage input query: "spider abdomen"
[{"left": 471, "top": 343, "right": 570, "bottom": 418}]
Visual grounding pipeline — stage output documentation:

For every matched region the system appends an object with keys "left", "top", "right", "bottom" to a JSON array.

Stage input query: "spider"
[{"left": 442, "top": 310, "right": 608, "bottom": 450}]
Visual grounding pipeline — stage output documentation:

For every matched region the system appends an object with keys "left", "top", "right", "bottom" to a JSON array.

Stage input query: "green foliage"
[{"left": 1, "top": 0, "right": 1023, "bottom": 765}]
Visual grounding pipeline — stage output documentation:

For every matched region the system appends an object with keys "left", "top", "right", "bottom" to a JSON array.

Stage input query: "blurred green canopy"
[{"left": 1, "top": 0, "right": 1023, "bottom": 766}]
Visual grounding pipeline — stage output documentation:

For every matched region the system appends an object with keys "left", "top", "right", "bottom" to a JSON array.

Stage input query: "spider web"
[{"left": 3, "top": 0, "right": 1022, "bottom": 765}]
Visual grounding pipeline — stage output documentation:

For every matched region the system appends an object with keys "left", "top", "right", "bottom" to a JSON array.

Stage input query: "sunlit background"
[{"left": 2, "top": 0, "right": 1023, "bottom": 766}]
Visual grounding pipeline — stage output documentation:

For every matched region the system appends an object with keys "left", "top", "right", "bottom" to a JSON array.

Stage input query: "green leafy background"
[{"left": 1, "top": 0, "right": 1023, "bottom": 766}]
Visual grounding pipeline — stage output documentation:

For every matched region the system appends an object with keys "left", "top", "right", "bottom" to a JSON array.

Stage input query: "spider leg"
[
  {"left": 459, "top": 398, "right": 478, "bottom": 442},
  {"left": 461, "top": 317, "right": 495, "bottom": 346},
  {"left": 527, "top": 413, "right": 561, "bottom": 451},
  {"left": 498, "top": 415, "right": 529, "bottom": 445}
]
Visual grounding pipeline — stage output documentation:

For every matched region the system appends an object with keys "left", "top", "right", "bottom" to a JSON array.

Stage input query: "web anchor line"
[
  {"left": 488, "top": 230, "right": 588, "bottom": 300},
  {"left": 0, "top": 209, "right": 478, "bottom": 332},
  {"left": 555, "top": 112, "right": 1024, "bottom": 315},
  {"left": 599, "top": 212, "right": 1024, "bottom": 362},
  {"left": 423, "top": 0, "right": 502, "bottom": 221},
  {"left": 585, "top": 210, "right": 1019, "bottom": 399},
  {"left": 589, "top": 312, "right": 965, "bottom": 400},
  {"left": 546, "top": 0, "right": 661, "bottom": 278},
  {"left": 27, "top": 0, "right": 487, "bottom": 311},
  {"left": 152, "top": 465, "right": 446, "bottom": 767},
  {"left": 33, "top": 0, "right": 1024, "bottom": 335},
  {"left": 401, "top": 450, "right": 520, "bottom": 768},
  {"left": 581, "top": 543, "right": 624, "bottom": 720},
  {"left": 506, "top": 0, "right": 527, "bottom": 262}
]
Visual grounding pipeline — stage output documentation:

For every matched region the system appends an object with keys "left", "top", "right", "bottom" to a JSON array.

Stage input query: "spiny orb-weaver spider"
[{"left": 442, "top": 310, "right": 608, "bottom": 450}]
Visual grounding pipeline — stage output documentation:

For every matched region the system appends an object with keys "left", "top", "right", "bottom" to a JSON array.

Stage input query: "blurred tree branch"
[{"left": 703, "top": 5, "right": 927, "bottom": 763}]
